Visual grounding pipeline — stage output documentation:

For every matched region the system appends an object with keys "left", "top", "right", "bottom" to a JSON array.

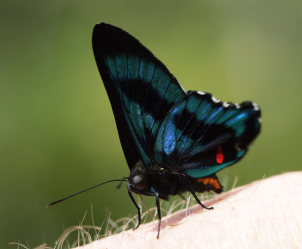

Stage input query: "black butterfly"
[{"left": 48, "top": 23, "right": 261, "bottom": 239}]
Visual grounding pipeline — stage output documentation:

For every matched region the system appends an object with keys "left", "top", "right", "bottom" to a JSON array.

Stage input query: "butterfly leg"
[
  {"left": 155, "top": 191, "right": 161, "bottom": 239},
  {"left": 190, "top": 191, "right": 213, "bottom": 210},
  {"left": 127, "top": 189, "right": 141, "bottom": 230}
]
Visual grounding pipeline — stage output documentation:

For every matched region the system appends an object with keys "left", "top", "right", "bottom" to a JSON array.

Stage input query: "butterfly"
[
  {"left": 92, "top": 23, "right": 261, "bottom": 237},
  {"left": 48, "top": 23, "right": 261, "bottom": 239}
]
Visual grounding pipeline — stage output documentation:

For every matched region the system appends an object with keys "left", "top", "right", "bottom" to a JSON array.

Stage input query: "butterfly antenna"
[{"left": 46, "top": 178, "right": 128, "bottom": 207}]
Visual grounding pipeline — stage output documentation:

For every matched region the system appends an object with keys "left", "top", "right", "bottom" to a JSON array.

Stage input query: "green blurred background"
[{"left": 0, "top": 0, "right": 301, "bottom": 247}]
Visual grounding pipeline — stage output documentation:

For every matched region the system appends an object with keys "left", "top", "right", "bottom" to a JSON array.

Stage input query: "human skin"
[{"left": 76, "top": 172, "right": 302, "bottom": 249}]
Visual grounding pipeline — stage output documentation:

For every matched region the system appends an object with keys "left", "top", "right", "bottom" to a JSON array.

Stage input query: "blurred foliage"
[{"left": 0, "top": 0, "right": 301, "bottom": 247}]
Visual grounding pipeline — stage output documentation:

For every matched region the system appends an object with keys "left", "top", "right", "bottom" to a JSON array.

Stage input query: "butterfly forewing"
[{"left": 92, "top": 23, "right": 187, "bottom": 169}]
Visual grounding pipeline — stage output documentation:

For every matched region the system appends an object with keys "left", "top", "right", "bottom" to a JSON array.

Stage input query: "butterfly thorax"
[{"left": 128, "top": 161, "right": 221, "bottom": 199}]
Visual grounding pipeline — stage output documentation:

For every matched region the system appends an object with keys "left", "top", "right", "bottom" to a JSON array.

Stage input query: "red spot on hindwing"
[{"left": 216, "top": 145, "right": 224, "bottom": 164}]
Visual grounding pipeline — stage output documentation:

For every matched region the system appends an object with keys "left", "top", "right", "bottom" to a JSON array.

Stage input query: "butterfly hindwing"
[
  {"left": 92, "top": 23, "right": 187, "bottom": 168},
  {"left": 154, "top": 91, "right": 261, "bottom": 178}
]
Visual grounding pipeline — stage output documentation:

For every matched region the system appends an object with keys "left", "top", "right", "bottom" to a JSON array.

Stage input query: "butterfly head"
[{"left": 128, "top": 161, "right": 150, "bottom": 194}]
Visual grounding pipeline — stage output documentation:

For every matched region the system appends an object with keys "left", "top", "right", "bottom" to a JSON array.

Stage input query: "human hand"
[{"left": 76, "top": 172, "right": 302, "bottom": 249}]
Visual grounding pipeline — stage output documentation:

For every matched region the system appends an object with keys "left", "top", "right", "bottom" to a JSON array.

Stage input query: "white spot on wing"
[
  {"left": 252, "top": 102, "right": 260, "bottom": 111},
  {"left": 211, "top": 96, "right": 220, "bottom": 103},
  {"left": 235, "top": 103, "right": 240, "bottom": 109},
  {"left": 223, "top": 102, "right": 230, "bottom": 108},
  {"left": 197, "top": 91, "right": 206, "bottom": 95}
]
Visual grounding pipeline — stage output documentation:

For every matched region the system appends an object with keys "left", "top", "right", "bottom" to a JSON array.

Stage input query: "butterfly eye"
[
  {"left": 132, "top": 175, "right": 147, "bottom": 191},
  {"left": 216, "top": 145, "right": 224, "bottom": 164},
  {"left": 133, "top": 175, "right": 142, "bottom": 184}
]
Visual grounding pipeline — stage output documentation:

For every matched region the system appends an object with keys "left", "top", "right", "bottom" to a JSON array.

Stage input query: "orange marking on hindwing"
[{"left": 197, "top": 177, "right": 222, "bottom": 190}]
